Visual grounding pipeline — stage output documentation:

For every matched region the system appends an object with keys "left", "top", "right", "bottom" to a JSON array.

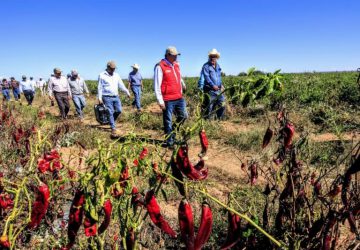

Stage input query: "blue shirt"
[
  {"left": 202, "top": 62, "right": 222, "bottom": 95},
  {"left": 128, "top": 71, "right": 143, "bottom": 86}
]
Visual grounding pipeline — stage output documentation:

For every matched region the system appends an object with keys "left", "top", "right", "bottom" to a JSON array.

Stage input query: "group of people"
[
  {"left": 1, "top": 46, "right": 225, "bottom": 147},
  {"left": 97, "top": 46, "right": 225, "bottom": 146},
  {"left": 0, "top": 76, "right": 46, "bottom": 105}
]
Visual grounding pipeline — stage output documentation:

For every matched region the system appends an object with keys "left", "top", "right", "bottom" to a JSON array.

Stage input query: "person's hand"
[
  {"left": 98, "top": 99, "right": 103, "bottom": 104},
  {"left": 159, "top": 104, "right": 166, "bottom": 111},
  {"left": 213, "top": 85, "right": 219, "bottom": 91},
  {"left": 68, "top": 96, "right": 72, "bottom": 100},
  {"left": 49, "top": 96, "right": 54, "bottom": 101}
]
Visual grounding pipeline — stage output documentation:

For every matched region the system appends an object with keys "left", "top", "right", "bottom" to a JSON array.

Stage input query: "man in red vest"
[{"left": 154, "top": 46, "right": 188, "bottom": 148}]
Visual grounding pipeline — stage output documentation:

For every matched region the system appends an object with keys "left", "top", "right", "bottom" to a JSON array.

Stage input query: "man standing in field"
[
  {"left": 1, "top": 78, "right": 11, "bottom": 101},
  {"left": 128, "top": 63, "right": 143, "bottom": 112},
  {"left": 48, "top": 68, "right": 72, "bottom": 120},
  {"left": 154, "top": 46, "right": 188, "bottom": 148},
  {"left": 10, "top": 77, "right": 21, "bottom": 101},
  {"left": 20, "top": 75, "right": 36, "bottom": 105},
  {"left": 201, "top": 48, "right": 225, "bottom": 120},
  {"left": 36, "top": 77, "right": 47, "bottom": 96},
  {"left": 68, "top": 70, "right": 89, "bottom": 120},
  {"left": 98, "top": 61, "right": 131, "bottom": 136}
]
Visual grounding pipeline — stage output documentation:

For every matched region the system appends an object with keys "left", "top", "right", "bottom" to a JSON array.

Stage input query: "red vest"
[{"left": 159, "top": 59, "right": 182, "bottom": 101}]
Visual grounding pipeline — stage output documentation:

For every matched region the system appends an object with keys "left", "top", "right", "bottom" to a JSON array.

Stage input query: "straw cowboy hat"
[
  {"left": 208, "top": 48, "right": 220, "bottom": 58},
  {"left": 131, "top": 64, "right": 140, "bottom": 70}
]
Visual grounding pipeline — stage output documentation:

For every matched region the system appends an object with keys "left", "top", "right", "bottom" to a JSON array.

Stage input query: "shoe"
[{"left": 111, "top": 129, "right": 120, "bottom": 136}]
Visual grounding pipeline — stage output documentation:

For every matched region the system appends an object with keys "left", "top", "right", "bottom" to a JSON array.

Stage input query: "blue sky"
[{"left": 1, "top": 0, "right": 359, "bottom": 80}]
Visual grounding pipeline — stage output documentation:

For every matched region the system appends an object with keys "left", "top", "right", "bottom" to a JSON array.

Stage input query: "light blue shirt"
[
  {"left": 19, "top": 80, "right": 35, "bottom": 92},
  {"left": 98, "top": 71, "right": 130, "bottom": 100},
  {"left": 128, "top": 71, "right": 143, "bottom": 86}
]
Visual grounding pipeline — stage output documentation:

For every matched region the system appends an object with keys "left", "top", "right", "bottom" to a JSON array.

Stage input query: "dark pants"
[
  {"left": 131, "top": 85, "right": 142, "bottom": 110},
  {"left": 23, "top": 90, "right": 34, "bottom": 105},
  {"left": 202, "top": 92, "right": 225, "bottom": 120},
  {"left": 102, "top": 96, "right": 122, "bottom": 129},
  {"left": 54, "top": 91, "right": 70, "bottom": 119},
  {"left": 163, "top": 98, "right": 188, "bottom": 144}
]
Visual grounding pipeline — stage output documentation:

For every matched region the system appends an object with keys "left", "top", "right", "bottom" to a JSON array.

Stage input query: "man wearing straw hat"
[
  {"left": 128, "top": 63, "right": 143, "bottom": 112},
  {"left": 98, "top": 60, "right": 131, "bottom": 136},
  {"left": 48, "top": 68, "right": 72, "bottom": 120},
  {"left": 201, "top": 48, "right": 225, "bottom": 120},
  {"left": 154, "top": 46, "right": 188, "bottom": 148}
]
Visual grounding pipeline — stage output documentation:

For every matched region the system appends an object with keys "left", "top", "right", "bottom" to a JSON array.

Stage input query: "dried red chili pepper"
[
  {"left": 262, "top": 127, "right": 273, "bottom": 149},
  {"left": 250, "top": 163, "right": 258, "bottom": 186},
  {"left": 28, "top": 183, "right": 50, "bottom": 229},
  {"left": 66, "top": 189, "right": 85, "bottom": 249},
  {"left": 0, "top": 235, "right": 10, "bottom": 249},
  {"left": 178, "top": 199, "right": 195, "bottom": 250},
  {"left": 98, "top": 199, "right": 112, "bottom": 234},
  {"left": 83, "top": 217, "right": 97, "bottom": 237},
  {"left": 0, "top": 194, "right": 13, "bottom": 210},
  {"left": 145, "top": 190, "right": 177, "bottom": 238},
  {"left": 139, "top": 147, "right": 149, "bottom": 160},
  {"left": 221, "top": 211, "right": 241, "bottom": 250},
  {"left": 131, "top": 187, "right": 145, "bottom": 208},
  {"left": 176, "top": 144, "right": 208, "bottom": 180},
  {"left": 119, "top": 166, "right": 130, "bottom": 188},
  {"left": 283, "top": 122, "right": 295, "bottom": 149},
  {"left": 322, "top": 211, "right": 337, "bottom": 250},
  {"left": 199, "top": 129, "right": 209, "bottom": 155},
  {"left": 328, "top": 185, "right": 341, "bottom": 198},
  {"left": 126, "top": 228, "right": 135, "bottom": 250},
  {"left": 314, "top": 180, "right": 322, "bottom": 196},
  {"left": 194, "top": 202, "right": 213, "bottom": 250}
]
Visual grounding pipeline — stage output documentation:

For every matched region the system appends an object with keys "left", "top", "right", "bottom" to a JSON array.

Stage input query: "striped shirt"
[{"left": 47, "top": 76, "right": 71, "bottom": 97}]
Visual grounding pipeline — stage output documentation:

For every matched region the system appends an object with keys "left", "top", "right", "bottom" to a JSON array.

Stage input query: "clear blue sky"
[{"left": 1, "top": 0, "right": 359, "bottom": 80}]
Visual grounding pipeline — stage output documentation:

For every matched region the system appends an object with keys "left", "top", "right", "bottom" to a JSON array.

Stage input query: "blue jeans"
[
  {"left": 203, "top": 92, "right": 225, "bottom": 120},
  {"left": 163, "top": 98, "right": 188, "bottom": 144},
  {"left": 12, "top": 88, "right": 20, "bottom": 100},
  {"left": 72, "top": 95, "right": 86, "bottom": 118},
  {"left": 131, "top": 85, "right": 141, "bottom": 110},
  {"left": 2, "top": 89, "right": 10, "bottom": 101},
  {"left": 102, "top": 96, "right": 122, "bottom": 129}
]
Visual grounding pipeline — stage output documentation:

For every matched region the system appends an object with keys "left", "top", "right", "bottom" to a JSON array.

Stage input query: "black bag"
[{"left": 94, "top": 104, "right": 110, "bottom": 125}]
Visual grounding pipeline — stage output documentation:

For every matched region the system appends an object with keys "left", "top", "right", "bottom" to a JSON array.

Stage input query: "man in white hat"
[
  {"left": 48, "top": 68, "right": 72, "bottom": 119},
  {"left": 68, "top": 70, "right": 89, "bottom": 120},
  {"left": 128, "top": 63, "right": 143, "bottom": 112},
  {"left": 98, "top": 61, "right": 131, "bottom": 136},
  {"left": 153, "top": 46, "right": 188, "bottom": 147},
  {"left": 20, "top": 75, "right": 36, "bottom": 105},
  {"left": 201, "top": 48, "right": 225, "bottom": 120}
]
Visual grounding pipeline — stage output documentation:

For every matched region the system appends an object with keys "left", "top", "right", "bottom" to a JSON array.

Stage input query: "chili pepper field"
[{"left": 0, "top": 70, "right": 359, "bottom": 249}]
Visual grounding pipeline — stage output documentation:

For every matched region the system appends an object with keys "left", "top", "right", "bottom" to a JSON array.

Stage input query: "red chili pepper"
[
  {"left": 178, "top": 199, "right": 195, "bottom": 250},
  {"left": 84, "top": 217, "right": 97, "bottom": 237},
  {"left": 119, "top": 166, "right": 130, "bottom": 187},
  {"left": 221, "top": 211, "right": 241, "bottom": 250},
  {"left": 328, "top": 185, "right": 341, "bottom": 198},
  {"left": 131, "top": 187, "right": 145, "bottom": 208},
  {"left": 13, "top": 127, "right": 25, "bottom": 143},
  {"left": 139, "top": 147, "right": 149, "bottom": 160},
  {"left": 28, "top": 183, "right": 50, "bottom": 229},
  {"left": 199, "top": 129, "right": 209, "bottom": 155},
  {"left": 262, "top": 127, "right": 273, "bottom": 149},
  {"left": 145, "top": 190, "right": 177, "bottom": 238},
  {"left": 283, "top": 122, "right": 295, "bottom": 149},
  {"left": 0, "top": 194, "right": 13, "bottom": 210},
  {"left": 66, "top": 190, "right": 85, "bottom": 249},
  {"left": 0, "top": 235, "right": 10, "bottom": 249},
  {"left": 176, "top": 144, "right": 208, "bottom": 180},
  {"left": 194, "top": 202, "right": 213, "bottom": 250},
  {"left": 314, "top": 180, "right": 322, "bottom": 196},
  {"left": 250, "top": 163, "right": 258, "bottom": 185},
  {"left": 98, "top": 199, "right": 112, "bottom": 234}
]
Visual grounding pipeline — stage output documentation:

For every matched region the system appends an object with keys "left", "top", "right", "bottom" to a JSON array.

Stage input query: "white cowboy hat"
[
  {"left": 131, "top": 64, "right": 140, "bottom": 69},
  {"left": 208, "top": 48, "right": 220, "bottom": 58}
]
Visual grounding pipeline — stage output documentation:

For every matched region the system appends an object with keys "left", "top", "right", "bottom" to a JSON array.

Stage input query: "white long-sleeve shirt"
[
  {"left": 36, "top": 80, "right": 46, "bottom": 88},
  {"left": 97, "top": 71, "right": 130, "bottom": 100},
  {"left": 19, "top": 80, "right": 36, "bottom": 92},
  {"left": 47, "top": 76, "right": 71, "bottom": 97},
  {"left": 153, "top": 60, "right": 185, "bottom": 105}
]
